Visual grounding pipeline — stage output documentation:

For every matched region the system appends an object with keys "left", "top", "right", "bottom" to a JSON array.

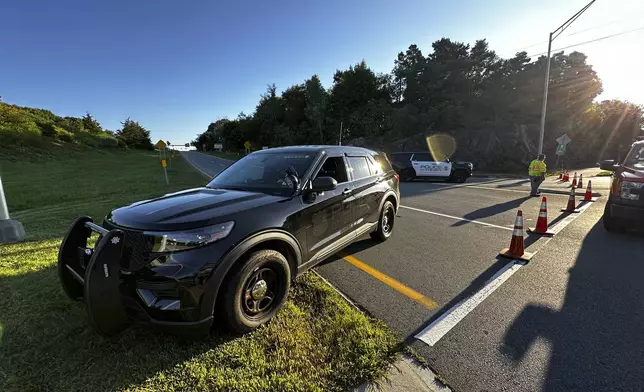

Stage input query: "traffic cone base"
[
  {"left": 527, "top": 227, "right": 555, "bottom": 236},
  {"left": 499, "top": 247, "right": 535, "bottom": 261}
]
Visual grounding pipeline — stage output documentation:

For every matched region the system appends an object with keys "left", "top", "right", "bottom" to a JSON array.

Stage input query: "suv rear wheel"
[
  {"left": 400, "top": 168, "right": 415, "bottom": 182},
  {"left": 450, "top": 170, "right": 468, "bottom": 183},
  {"left": 371, "top": 200, "right": 395, "bottom": 242},
  {"left": 222, "top": 249, "right": 291, "bottom": 333}
]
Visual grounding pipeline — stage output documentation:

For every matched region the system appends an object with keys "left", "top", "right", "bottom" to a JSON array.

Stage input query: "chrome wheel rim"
[
  {"left": 242, "top": 267, "right": 278, "bottom": 317},
  {"left": 382, "top": 206, "right": 394, "bottom": 234}
]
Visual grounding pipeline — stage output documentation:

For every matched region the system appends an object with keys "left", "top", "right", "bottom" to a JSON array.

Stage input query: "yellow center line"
[{"left": 340, "top": 253, "right": 439, "bottom": 311}]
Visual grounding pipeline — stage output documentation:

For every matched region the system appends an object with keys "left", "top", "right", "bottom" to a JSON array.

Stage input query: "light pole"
[
  {"left": 0, "top": 175, "right": 25, "bottom": 243},
  {"left": 538, "top": 0, "right": 596, "bottom": 155}
]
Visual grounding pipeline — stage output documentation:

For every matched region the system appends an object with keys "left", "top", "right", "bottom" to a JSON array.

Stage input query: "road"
[{"left": 181, "top": 151, "right": 644, "bottom": 392}]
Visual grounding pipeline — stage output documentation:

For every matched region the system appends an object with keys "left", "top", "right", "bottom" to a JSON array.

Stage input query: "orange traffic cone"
[
  {"left": 561, "top": 186, "right": 579, "bottom": 213},
  {"left": 562, "top": 171, "right": 569, "bottom": 182},
  {"left": 572, "top": 172, "right": 577, "bottom": 187},
  {"left": 584, "top": 180, "right": 595, "bottom": 202},
  {"left": 578, "top": 173, "right": 583, "bottom": 188},
  {"left": 499, "top": 210, "right": 535, "bottom": 261},
  {"left": 528, "top": 197, "right": 555, "bottom": 236}
]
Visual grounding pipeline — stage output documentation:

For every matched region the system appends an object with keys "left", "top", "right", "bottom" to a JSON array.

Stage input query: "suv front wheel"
[
  {"left": 602, "top": 203, "right": 625, "bottom": 233},
  {"left": 222, "top": 249, "right": 291, "bottom": 333},
  {"left": 371, "top": 200, "right": 396, "bottom": 242}
]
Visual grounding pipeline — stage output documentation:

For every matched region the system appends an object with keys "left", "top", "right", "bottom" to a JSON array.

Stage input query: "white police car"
[{"left": 390, "top": 152, "right": 473, "bottom": 183}]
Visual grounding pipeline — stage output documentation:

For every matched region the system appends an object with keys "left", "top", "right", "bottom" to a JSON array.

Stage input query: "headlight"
[
  {"left": 146, "top": 221, "right": 235, "bottom": 253},
  {"left": 620, "top": 181, "right": 643, "bottom": 201}
]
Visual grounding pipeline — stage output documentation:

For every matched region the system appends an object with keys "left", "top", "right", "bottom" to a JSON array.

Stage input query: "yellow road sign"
[
  {"left": 244, "top": 140, "right": 251, "bottom": 149},
  {"left": 155, "top": 140, "right": 167, "bottom": 149},
  {"left": 161, "top": 159, "right": 167, "bottom": 168}
]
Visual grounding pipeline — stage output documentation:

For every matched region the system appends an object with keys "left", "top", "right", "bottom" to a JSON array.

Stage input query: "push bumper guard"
[{"left": 58, "top": 216, "right": 213, "bottom": 338}]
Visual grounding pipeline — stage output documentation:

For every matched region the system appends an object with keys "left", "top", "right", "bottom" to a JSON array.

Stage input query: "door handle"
[{"left": 342, "top": 189, "right": 352, "bottom": 195}]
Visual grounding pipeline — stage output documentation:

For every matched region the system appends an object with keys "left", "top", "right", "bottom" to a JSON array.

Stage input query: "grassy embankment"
[{"left": 0, "top": 144, "right": 399, "bottom": 392}]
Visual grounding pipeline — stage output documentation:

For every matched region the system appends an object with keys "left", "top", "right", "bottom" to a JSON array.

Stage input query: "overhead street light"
[{"left": 538, "top": 0, "right": 596, "bottom": 155}]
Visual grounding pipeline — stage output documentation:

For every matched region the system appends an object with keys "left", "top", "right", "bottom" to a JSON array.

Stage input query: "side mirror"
[
  {"left": 599, "top": 160, "right": 618, "bottom": 171},
  {"left": 311, "top": 176, "right": 338, "bottom": 192}
]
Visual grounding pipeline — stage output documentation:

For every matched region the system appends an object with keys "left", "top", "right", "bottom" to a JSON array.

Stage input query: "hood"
[
  {"left": 107, "top": 187, "right": 285, "bottom": 231},
  {"left": 619, "top": 168, "right": 644, "bottom": 182}
]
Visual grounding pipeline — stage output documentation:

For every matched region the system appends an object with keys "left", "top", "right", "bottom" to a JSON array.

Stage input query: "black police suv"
[
  {"left": 389, "top": 152, "right": 473, "bottom": 183},
  {"left": 58, "top": 146, "right": 400, "bottom": 337},
  {"left": 599, "top": 139, "right": 644, "bottom": 232}
]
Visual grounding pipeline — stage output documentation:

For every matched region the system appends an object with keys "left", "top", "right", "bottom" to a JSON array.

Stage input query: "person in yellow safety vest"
[{"left": 528, "top": 154, "right": 547, "bottom": 196}]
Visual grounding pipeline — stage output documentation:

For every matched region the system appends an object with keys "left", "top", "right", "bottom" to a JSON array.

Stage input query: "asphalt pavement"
[
  {"left": 181, "top": 151, "right": 232, "bottom": 177},
  {"left": 181, "top": 151, "right": 643, "bottom": 391}
]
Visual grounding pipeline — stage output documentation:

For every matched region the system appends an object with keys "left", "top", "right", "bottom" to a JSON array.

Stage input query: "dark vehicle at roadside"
[
  {"left": 389, "top": 152, "right": 473, "bottom": 183},
  {"left": 600, "top": 139, "right": 644, "bottom": 232},
  {"left": 58, "top": 146, "right": 400, "bottom": 337}
]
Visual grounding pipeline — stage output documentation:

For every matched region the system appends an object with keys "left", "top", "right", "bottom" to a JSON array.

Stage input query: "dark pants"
[{"left": 530, "top": 175, "right": 544, "bottom": 195}]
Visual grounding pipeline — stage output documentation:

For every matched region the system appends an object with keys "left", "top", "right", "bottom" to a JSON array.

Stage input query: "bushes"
[
  {"left": 53, "top": 126, "right": 74, "bottom": 142},
  {"left": 73, "top": 131, "right": 118, "bottom": 148}
]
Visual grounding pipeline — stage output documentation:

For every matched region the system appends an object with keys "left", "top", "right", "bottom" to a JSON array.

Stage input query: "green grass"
[
  {"left": 596, "top": 170, "right": 613, "bottom": 177},
  {"left": 205, "top": 150, "right": 243, "bottom": 161},
  {"left": 0, "top": 147, "right": 399, "bottom": 391}
]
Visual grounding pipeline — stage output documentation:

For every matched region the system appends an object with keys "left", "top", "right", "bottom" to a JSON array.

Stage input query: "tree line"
[
  {"left": 0, "top": 102, "right": 154, "bottom": 150},
  {"left": 193, "top": 38, "right": 643, "bottom": 170}
]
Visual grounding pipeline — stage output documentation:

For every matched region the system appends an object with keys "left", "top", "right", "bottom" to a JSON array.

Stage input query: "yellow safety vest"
[{"left": 528, "top": 159, "right": 546, "bottom": 176}]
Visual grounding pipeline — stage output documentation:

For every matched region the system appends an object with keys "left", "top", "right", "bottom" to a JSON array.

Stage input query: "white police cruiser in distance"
[{"left": 389, "top": 152, "right": 473, "bottom": 183}]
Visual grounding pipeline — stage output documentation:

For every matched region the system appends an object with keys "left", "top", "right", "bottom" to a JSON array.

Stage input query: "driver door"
[{"left": 300, "top": 154, "right": 354, "bottom": 264}]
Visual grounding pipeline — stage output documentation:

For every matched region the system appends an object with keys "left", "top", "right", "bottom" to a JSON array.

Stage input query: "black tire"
[
  {"left": 371, "top": 201, "right": 396, "bottom": 242},
  {"left": 450, "top": 170, "right": 468, "bottom": 183},
  {"left": 221, "top": 249, "right": 291, "bottom": 333},
  {"left": 602, "top": 203, "right": 624, "bottom": 233},
  {"left": 400, "top": 168, "right": 415, "bottom": 182}
]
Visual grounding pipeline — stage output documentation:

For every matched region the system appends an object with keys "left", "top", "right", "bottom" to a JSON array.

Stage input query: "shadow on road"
[
  {"left": 501, "top": 221, "right": 644, "bottom": 391},
  {"left": 451, "top": 196, "right": 531, "bottom": 227},
  {"left": 496, "top": 179, "right": 530, "bottom": 188}
]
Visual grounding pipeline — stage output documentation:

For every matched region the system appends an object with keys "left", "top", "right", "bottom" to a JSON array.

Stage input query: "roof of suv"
[{"left": 253, "top": 145, "right": 377, "bottom": 155}]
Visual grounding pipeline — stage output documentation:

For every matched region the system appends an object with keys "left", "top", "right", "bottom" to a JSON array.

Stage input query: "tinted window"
[
  {"left": 412, "top": 153, "right": 433, "bottom": 162},
  {"left": 390, "top": 153, "right": 412, "bottom": 165},
  {"left": 208, "top": 152, "right": 314, "bottom": 196},
  {"left": 316, "top": 157, "right": 349, "bottom": 183},
  {"left": 624, "top": 144, "right": 644, "bottom": 169},
  {"left": 371, "top": 154, "right": 393, "bottom": 174},
  {"left": 347, "top": 156, "right": 371, "bottom": 180}
]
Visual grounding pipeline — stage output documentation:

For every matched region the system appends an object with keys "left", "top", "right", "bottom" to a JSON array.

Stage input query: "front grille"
[{"left": 102, "top": 220, "right": 154, "bottom": 272}]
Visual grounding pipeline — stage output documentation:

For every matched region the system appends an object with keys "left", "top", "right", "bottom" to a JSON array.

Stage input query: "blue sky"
[{"left": 2, "top": 0, "right": 643, "bottom": 143}]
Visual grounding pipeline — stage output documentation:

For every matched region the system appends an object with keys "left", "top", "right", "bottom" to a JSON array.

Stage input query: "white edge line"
[
  {"left": 414, "top": 197, "right": 597, "bottom": 347},
  {"left": 549, "top": 198, "right": 596, "bottom": 234},
  {"left": 181, "top": 154, "right": 212, "bottom": 178},
  {"left": 400, "top": 205, "right": 513, "bottom": 231},
  {"left": 415, "top": 261, "right": 523, "bottom": 346}
]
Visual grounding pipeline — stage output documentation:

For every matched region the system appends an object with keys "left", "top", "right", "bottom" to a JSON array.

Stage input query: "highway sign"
[
  {"left": 155, "top": 140, "right": 167, "bottom": 149},
  {"left": 556, "top": 134, "right": 572, "bottom": 146},
  {"left": 556, "top": 143, "right": 566, "bottom": 156},
  {"left": 244, "top": 141, "right": 251, "bottom": 149}
]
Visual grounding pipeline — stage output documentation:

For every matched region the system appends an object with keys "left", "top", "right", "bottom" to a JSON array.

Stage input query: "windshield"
[
  {"left": 207, "top": 152, "right": 316, "bottom": 196},
  {"left": 624, "top": 144, "right": 644, "bottom": 170}
]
